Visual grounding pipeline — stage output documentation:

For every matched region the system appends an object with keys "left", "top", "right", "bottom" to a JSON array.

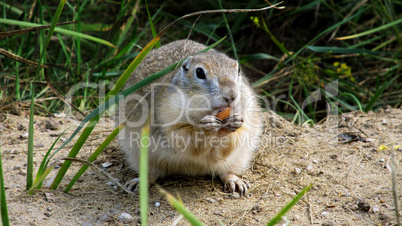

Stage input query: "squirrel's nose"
[
  {"left": 223, "top": 91, "right": 238, "bottom": 104},
  {"left": 223, "top": 96, "right": 234, "bottom": 104}
]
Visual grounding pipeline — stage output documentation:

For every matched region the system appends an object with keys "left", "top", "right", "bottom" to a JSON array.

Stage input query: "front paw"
[
  {"left": 220, "top": 173, "right": 250, "bottom": 197},
  {"left": 124, "top": 176, "right": 156, "bottom": 193},
  {"left": 199, "top": 115, "right": 222, "bottom": 132},
  {"left": 222, "top": 114, "right": 243, "bottom": 132},
  {"left": 125, "top": 178, "right": 140, "bottom": 192}
]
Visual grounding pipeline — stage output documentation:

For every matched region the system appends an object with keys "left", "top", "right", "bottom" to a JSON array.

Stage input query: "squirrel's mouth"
[{"left": 212, "top": 105, "right": 230, "bottom": 116}]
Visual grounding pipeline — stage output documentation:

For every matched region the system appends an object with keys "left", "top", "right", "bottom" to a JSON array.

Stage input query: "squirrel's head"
[{"left": 171, "top": 51, "right": 241, "bottom": 118}]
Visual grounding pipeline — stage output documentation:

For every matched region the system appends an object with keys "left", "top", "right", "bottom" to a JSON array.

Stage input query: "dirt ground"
[{"left": 0, "top": 108, "right": 401, "bottom": 225}]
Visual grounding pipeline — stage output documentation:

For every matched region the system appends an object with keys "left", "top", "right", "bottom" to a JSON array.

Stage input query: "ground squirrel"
[{"left": 116, "top": 39, "right": 262, "bottom": 196}]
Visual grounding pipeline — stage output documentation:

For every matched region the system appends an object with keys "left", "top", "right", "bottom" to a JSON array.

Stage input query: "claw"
[
  {"left": 125, "top": 178, "right": 140, "bottom": 192},
  {"left": 222, "top": 114, "right": 244, "bottom": 132},
  {"left": 219, "top": 173, "right": 250, "bottom": 197},
  {"left": 124, "top": 176, "right": 156, "bottom": 193},
  {"left": 199, "top": 115, "right": 222, "bottom": 132}
]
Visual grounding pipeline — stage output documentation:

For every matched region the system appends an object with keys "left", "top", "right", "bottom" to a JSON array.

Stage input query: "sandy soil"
[{"left": 0, "top": 108, "right": 401, "bottom": 225}]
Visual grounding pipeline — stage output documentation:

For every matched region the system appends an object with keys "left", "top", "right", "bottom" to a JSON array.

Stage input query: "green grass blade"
[
  {"left": 364, "top": 74, "right": 400, "bottom": 112},
  {"left": 49, "top": 114, "right": 100, "bottom": 189},
  {"left": 336, "top": 17, "right": 402, "bottom": 40},
  {"left": 0, "top": 145, "right": 10, "bottom": 226},
  {"left": 139, "top": 120, "right": 151, "bottom": 226},
  {"left": 289, "top": 77, "right": 310, "bottom": 124},
  {"left": 49, "top": 34, "right": 163, "bottom": 190},
  {"left": 338, "top": 93, "right": 363, "bottom": 112},
  {"left": 307, "top": 46, "right": 392, "bottom": 55},
  {"left": 0, "top": 2, "right": 23, "bottom": 15},
  {"left": 288, "top": 8, "right": 369, "bottom": 62},
  {"left": 239, "top": 53, "right": 279, "bottom": 62},
  {"left": 146, "top": 0, "right": 160, "bottom": 49},
  {"left": 159, "top": 188, "right": 203, "bottom": 226},
  {"left": 27, "top": 91, "right": 35, "bottom": 190},
  {"left": 114, "top": 0, "right": 140, "bottom": 49},
  {"left": 27, "top": 0, "right": 66, "bottom": 190},
  {"left": 0, "top": 18, "right": 115, "bottom": 47},
  {"left": 29, "top": 158, "right": 64, "bottom": 191},
  {"left": 253, "top": 8, "right": 368, "bottom": 87},
  {"left": 266, "top": 184, "right": 312, "bottom": 226},
  {"left": 218, "top": 0, "right": 237, "bottom": 59},
  {"left": 64, "top": 124, "right": 125, "bottom": 192},
  {"left": 32, "top": 129, "right": 68, "bottom": 191},
  {"left": 259, "top": 17, "right": 290, "bottom": 56}
]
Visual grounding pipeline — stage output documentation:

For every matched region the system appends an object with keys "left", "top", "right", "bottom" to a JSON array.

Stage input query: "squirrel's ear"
[{"left": 181, "top": 57, "right": 192, "bottom": 74}]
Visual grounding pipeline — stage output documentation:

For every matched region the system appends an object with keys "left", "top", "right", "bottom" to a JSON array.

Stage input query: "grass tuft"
[{"left": 0, "top": 145, "right": 10, "bottom": 226}]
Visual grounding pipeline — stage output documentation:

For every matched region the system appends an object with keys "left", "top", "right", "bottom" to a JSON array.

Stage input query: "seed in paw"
[{"left": 215, "top": 107, "right": 231, "bottom": 120}]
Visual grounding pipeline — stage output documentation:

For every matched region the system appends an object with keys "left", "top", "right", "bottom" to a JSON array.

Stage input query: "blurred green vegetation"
[{"left": 0, "top": 0, "right": 401, "bottom": 122}]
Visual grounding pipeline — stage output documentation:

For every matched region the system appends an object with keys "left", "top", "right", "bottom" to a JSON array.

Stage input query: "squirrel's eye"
[{"left": 196, "top": 68, "right": 206, "bottom": 79}]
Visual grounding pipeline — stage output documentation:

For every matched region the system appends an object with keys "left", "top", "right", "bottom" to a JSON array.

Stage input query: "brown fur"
[{"left": 116, "top": 39, "right": 262, "bottom": 195}]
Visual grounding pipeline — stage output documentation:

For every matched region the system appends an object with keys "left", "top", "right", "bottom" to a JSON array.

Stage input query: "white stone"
[
  {"left": 119, "top": 212, "right": 133, "bottom": 224},
  {"left": 102, "top": 162, "right": 113, "bottom": 168}
]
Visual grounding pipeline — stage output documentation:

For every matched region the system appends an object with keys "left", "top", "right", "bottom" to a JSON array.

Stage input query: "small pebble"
[
  {"left": 204, "top": 198, "right": 215, "bottom": 203},
  {"left": 45, "top": 193, "right": 55, "bottom": 202},
  {"left": 102, "top": 162, "right": 113, "bottom": 168},
  {"left": 379, "top": 158, "right": 385, "bottom": 163},
  {"left": 306, "top": 162, "right": 313, "bottom": 171},
  {"left": 18, "top": 170, "right": 26, "bottom": 176},
  {"left": 12, "top": 184, "right": 22, "bottom": 189},
  {"left": 372, "top": 205, "right": 379, "bottom": 213},
  {"left": 295, "top": 168, "right": 301, "bottom": 174},
  {"left": 365, "top": 138, "right": 375, "bottom": 143},
  {"left": 53, "top": 112, "right": 66, "bottom": 118},
  {"left": 381, "top": 119, "right": 387, "bottom": 125},
  {"left": 119, "top": 212, "right": 134, "bottom": 224},
  {"left": 97, "top": 213, "right": 112, "bottom": 224},
  {"left": 47, "top": 207, "right": 52, "bottom": 211},
  {"left": 46, "top": 119, "right": 60, "bottom": 130},
  {"left": 35, "top": 143, "right": 45, "bottom": 148},
  {"left": 20, "top": 132, "right": 29, "bottom": 139},
  {"left": 155, "top": 202, "right": 160, "bottom": 207},
  {"left": 13, "top": 164, "right": 22, "bottom": 170},
  {"left": 44, "top": 212, "right": 52, "bottom": 217},
  {"left": 321, "top": 211, "right": 329, "bottom": 216},
  {"left": 350, "top": 204, "right": 359, "bottom": 211},
  {"left": 60, "top": 137, "right": 67, "bottom": 142},
  {"left": 313, "top": 160, "right": 318, "bottom": 163}
]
